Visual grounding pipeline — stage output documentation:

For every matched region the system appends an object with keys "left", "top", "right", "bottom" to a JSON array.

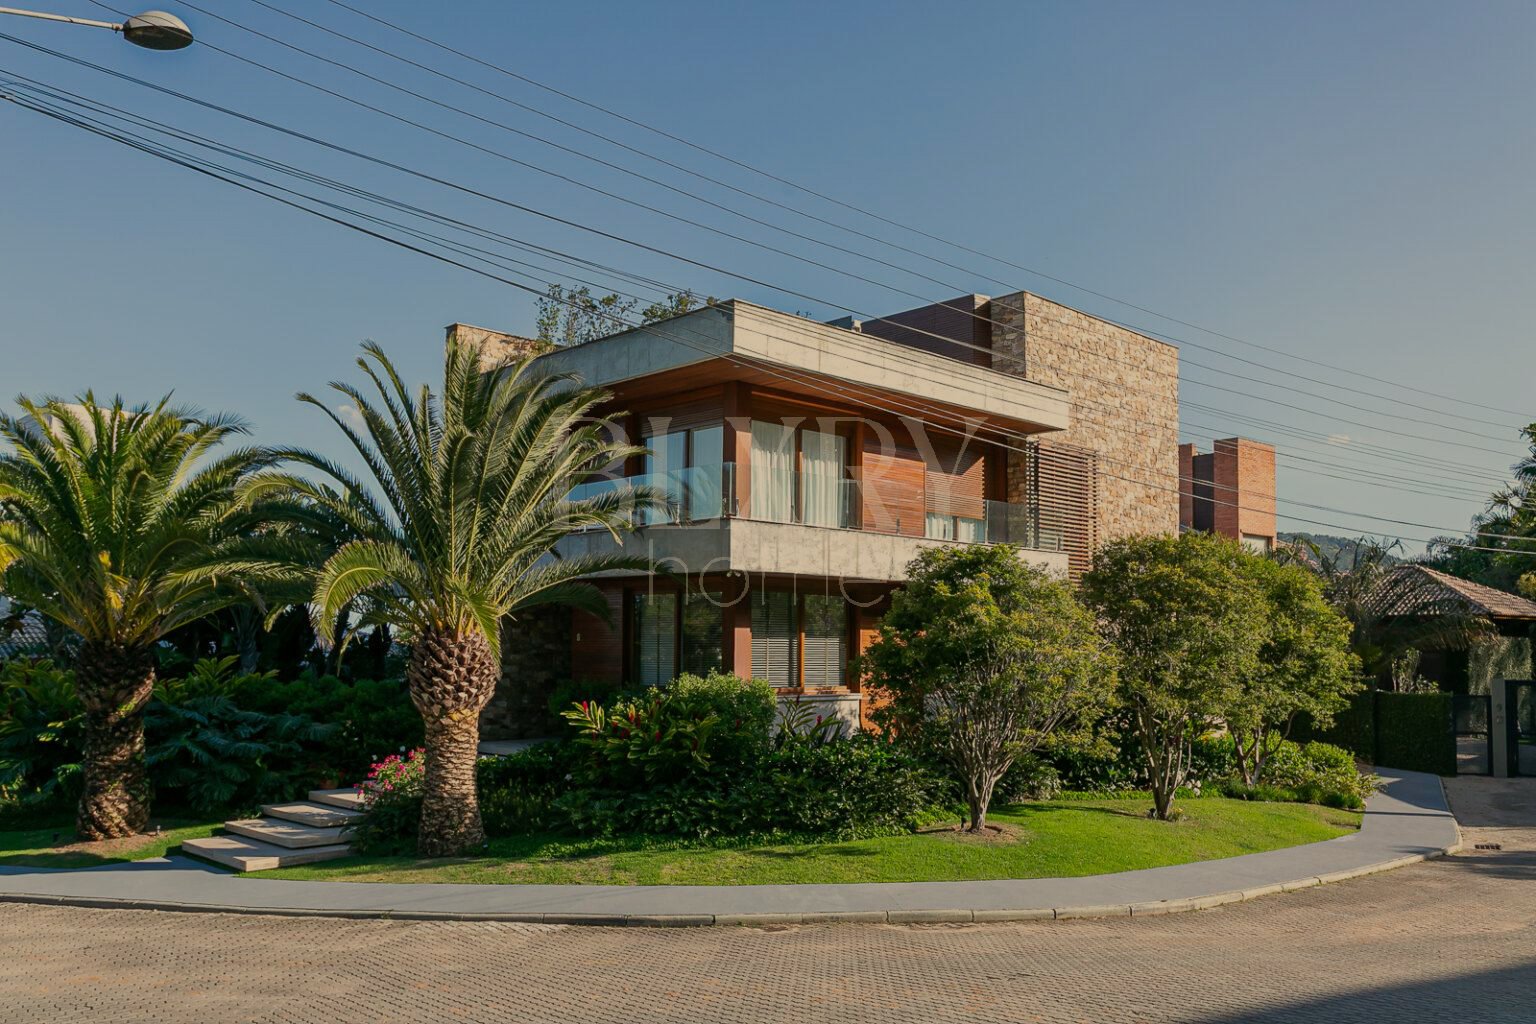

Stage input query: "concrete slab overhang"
[
  {"left": 554, "top": 519, "right": 1071, "bottom": 584},
  {"left": 528, "top": 300, "right": 1071, "bottom": 435}
]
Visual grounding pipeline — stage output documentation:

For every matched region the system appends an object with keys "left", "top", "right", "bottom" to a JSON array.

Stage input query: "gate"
[
  {"left": 1453, "top": 693, "right": 1491, "bottom": 774},
  {"left": 1508, "top": 682, "right": 1536, "bottom": 777}
]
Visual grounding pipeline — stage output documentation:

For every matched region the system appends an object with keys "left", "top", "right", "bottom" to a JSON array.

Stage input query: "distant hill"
[{"left": 1278, "top": 533, "right": 1403, "bottom": 569}]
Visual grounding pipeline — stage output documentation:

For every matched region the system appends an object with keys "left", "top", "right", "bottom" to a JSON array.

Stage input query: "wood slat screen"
[
  {"left": 924, "top": 441, "right": 986, "bottom": 519},
  {"left": 1027, "top": 440, "right": 1099, "bottom": 579},
  {"left": 860, "top": 438, "right": 926, "bottom": 537}
]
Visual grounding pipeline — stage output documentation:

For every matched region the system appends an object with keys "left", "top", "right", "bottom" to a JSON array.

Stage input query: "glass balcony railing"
[{"left": 567, "top": 462, "right": 1057, "bottom": 551}]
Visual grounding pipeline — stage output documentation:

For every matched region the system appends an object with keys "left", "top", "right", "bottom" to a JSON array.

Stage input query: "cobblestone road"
[{"left": 2, "top": 779, "right": 1531, "bottom": 1023}]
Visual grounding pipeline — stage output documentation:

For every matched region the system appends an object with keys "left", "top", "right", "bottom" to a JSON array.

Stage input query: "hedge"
[{"left": 1293, "top": 690, "right": 1455, "bottom": 776}]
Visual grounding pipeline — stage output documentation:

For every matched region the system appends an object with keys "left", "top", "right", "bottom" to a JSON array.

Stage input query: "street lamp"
[{"left": 0, "top": 7, "right": 192, "bottom": 49}]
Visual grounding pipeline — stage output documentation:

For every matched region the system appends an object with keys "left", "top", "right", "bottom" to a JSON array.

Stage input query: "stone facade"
[
  {"left": 445, "top": 322, "right": 547, "bottom": 369},
  {"left": 481, "top": 607, "right": 572, "bottom": 740},
  {"left": 989, "top": 291, "right": 1180, "bottom": 541}
]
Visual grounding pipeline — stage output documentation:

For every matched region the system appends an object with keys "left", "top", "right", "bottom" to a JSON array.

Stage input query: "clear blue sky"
[{"left": 2, "top": 0, "right": 1532, "bottom": 549}]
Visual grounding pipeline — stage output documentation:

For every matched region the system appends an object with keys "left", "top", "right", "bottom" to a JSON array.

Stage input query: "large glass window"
[
  {"left": 749, "top": 421, "right": 795, "bottom": 523},
  {"left": 801, "top": 594, "right": 848, "bottom": 687},
  {"left": 800, "top": 430, "right": 847, "bottom": 528},
  {"left": 681, "top": 590, "right": 724, "bottom": 676},
  {"left": 750, "top": 590, "right": 798, "bottom": 687},
  {"left": 631, "top": 592, "right": 677, "bottom": 686},
  {"left": 642, "top": 424, "right": 723, "bottom": 524}
]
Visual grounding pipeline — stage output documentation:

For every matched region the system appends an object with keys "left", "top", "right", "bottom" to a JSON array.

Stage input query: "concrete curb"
[{"left": 0, "top": 839, "right": 1461, "bottom": 927}]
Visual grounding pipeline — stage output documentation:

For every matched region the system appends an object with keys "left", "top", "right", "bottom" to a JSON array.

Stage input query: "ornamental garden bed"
[{"left": 253, "top": 797, "right": 1359, "bottom": 887}]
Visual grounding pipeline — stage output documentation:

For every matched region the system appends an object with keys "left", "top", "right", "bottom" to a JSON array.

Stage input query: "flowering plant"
[
  {"left": 359, "top": 748, "right": 425, "bottom": 804},
  {"left": 349, "top": 748, "right": 426, "bottom": 853}
]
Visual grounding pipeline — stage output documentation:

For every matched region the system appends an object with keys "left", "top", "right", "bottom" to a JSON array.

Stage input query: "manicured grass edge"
[{"left": 0, "top": 841, "right": 1461, "bottom": 926}]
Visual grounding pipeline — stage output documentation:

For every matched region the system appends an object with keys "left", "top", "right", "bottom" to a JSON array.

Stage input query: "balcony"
[{"left": 567, "top": 462, "right": 1060, "bottom": 552}]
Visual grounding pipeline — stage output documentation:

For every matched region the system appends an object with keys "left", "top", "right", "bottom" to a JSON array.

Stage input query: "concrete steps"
[
  {"left": 181, "top": 834, "right": 353, "bottom": 873},
  {"left": 181, "top": 786, "right": 368, "bottom": 873},
  {"left": 224, "top": 818, "right": 353, "bottom": 849},
  {"left": 261, "top": 801, "right": 364, "bottom": 829}
]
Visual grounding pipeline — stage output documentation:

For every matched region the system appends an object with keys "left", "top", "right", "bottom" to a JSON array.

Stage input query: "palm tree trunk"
[
  {"left": 407, "top": 626, "right": 498, "bottom": 857},
  {"left": 73, "top": 641, "right": 155, "bottom": 840}
]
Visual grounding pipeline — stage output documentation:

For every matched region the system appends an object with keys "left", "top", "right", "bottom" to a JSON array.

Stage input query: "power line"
[
  {"left": 150, "top": 1, "right": 1527, "bottom": 449},
  {"left": 2, "top": 64, "right": 1517, "bottom": 509},
  {"left": 3, "top": 29, "right": 1522, "bottom": 480},
  {"left": 307, "top": 0, "right": 1532, "bottom": 424}
]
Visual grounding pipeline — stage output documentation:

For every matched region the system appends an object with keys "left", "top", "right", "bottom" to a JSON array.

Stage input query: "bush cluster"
[{"left": 0, "top": 657, "right": 417, "bottom": 819}]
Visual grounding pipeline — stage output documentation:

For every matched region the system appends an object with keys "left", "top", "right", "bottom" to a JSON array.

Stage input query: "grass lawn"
[
  {"left": 262, "top": 797, "right": 1361, "bottom": 887},
  {"left": 0, "top": 819, "right": 221, "bottom": 869}
]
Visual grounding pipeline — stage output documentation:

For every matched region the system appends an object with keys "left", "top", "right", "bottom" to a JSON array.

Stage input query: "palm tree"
[
  {"left": 264, "top": 339, "right": 660, "bottom": 856},
  {"left": 0, "top": 396, "right": 285, "bottom": 839}
]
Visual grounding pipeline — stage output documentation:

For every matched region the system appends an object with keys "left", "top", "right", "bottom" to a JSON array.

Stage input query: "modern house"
[
  {"left": 465, "top": 290, "right": 1183, "bottom": 736},
  {"left": 1178, "top": 437, "right": 1278, "bottom": 553}
]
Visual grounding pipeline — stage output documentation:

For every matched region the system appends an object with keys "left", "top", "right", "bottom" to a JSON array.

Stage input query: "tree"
[
  {"left": 861, "top": 546, "right": 1114, "bottom": 832},
  {"left": 1225, "top": 555, "right": 1359, "bottom": 786},
  {"left": 262, "top": 339, "right": 662, "bottom": 856},
  {"left": 1081, "top": 533, "right": 1266, "bottom": 820},
  {"left": 0, "top": 396, "right": 283, "bottom": 839},
  {"left": 535, "top": 284, "right": 715, "bottom": 349}
]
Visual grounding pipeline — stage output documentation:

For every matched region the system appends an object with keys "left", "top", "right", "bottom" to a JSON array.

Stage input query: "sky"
[{"left": 1, "top": 0, "right": 1533, "bottom": 551}]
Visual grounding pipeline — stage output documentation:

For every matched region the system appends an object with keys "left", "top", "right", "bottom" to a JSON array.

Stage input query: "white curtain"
[
  {"left": 750, "top": 421, "right": 795, "bottom": 523},
  {"left": 800, "top": 429, "right": 845, "bottom": 528}
]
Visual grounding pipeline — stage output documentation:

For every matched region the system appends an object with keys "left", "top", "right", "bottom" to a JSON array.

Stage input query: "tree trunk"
[
  {"left": 73, "top": 640, "right": 155, "bottom": 840},
  {"left": 407, "top": 626, "right": 498, "bottom": 857},
  {"left": 232, "top": 605, "right": 262, "bottom": 675},
  {"left": 965, "top": 776, "right": 996, "bottom": 832}
]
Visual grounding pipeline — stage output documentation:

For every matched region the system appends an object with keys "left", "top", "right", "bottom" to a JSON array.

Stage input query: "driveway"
[{"left": 3, "top": 791, "right": 1535, "bottom": 1023}]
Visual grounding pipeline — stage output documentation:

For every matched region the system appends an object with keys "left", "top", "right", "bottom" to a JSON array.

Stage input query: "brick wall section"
[
  {"left": 1178, "top": 442, "right": 1196, "bottom": 528},
  {"left": 989, "top": 291, "right": 1180, "bottom": 541},
  {"left": 1211, "top": 437, "right": 1277, "bottom": 543}
]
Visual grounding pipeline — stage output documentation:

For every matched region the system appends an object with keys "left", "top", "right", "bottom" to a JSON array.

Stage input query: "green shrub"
[
  {"left": 995, "top": 753, "right": 1062, "bottom": 803},
  {"left": 546, "top": 678, "right": 627, "bottom": 725},
  {"left": 1293, "top": 691, "right": 1376, "bottom": 760},
  {"left": 560, "top": 672, "right": 774, "bottom": 788},
  {"left": 1374, "top": 692, "right": 1456, "bottom": 775},
  {"left": 144, "top": 695, "right": 335, "bottom": 816},
  {"left": 478, "top": 743, "right": 576, "bottom": 836},
  {"left": 347, "top": 749, "right": 425, "bottom": 854},
  {"left": 1207, "top": 739, "right": 1376, "bottom": 810},
  {"left": 755, "top": 735, "right": 950, "bottom": 838},
  {"left": 230, "top": 673, "right": 421, "bottom": 781},
  {"left": 0, "top": 659, "right": 84, "bottom": 810}
]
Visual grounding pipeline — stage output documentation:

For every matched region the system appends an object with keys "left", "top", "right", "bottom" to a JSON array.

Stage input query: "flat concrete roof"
[{"left": 529, "top": 300, "right": 1072, "bottom": 434}]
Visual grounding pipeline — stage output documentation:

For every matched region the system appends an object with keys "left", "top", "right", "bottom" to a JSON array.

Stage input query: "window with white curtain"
[
  {"left": 632, "top": 593, "right": 677, "bottom": 686},
  {"left": 749, "top": 421, "right": 795, "bottom": 523},
  {"left": 800, "top": 429, "right": 846, "bottom": 528},
  {"left": 925, "top": 512, "right": 955, "bottom": 540}
]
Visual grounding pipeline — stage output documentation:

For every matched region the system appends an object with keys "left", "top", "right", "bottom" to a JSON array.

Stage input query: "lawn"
[
  {"left": 0, "top": 819, "right": 221, "bottom": 869},
  {"left": 261, "top": 797, "right": 1361, "bottom": 886}
]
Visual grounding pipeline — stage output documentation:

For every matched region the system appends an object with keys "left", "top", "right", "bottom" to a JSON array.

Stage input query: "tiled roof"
[
  {"left": 1366, "top": 564, "right": 1536, "bottom": 622},
  {"left": 0, "top": 600, "right": 51, "bottom": 658}
]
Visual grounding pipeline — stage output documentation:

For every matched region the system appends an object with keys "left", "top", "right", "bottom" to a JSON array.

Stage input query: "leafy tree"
[
  {"left": 535, "top": 284, "right": 714, "bottom": 349},
  {"left": 1225, "top": 555, "right": 1359, "bottom": 786},
  {"left": 261, "top": 339, "right": 662, "bottom": 856},
  {"left": 861, "top": 546, "right": 1114, "bottom": 832},
  {"left": 1081, "top": 533, "right": 1266, "bottom": 820},
  {"left": 0, "top": 396, "right": 285, "bottom": 839}
]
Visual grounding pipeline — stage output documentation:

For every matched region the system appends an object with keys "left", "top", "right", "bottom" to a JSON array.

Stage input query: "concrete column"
[{"left": 1491, "top": 679, "right": 1511, "bottom": 777}]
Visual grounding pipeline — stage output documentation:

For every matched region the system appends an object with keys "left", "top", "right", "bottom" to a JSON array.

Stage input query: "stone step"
[
  {"left": 181, "top": 834, "right": 353, "bottom": 873},
  {"left": 308, "top": 788, "right": 367, "bottom": 812},
  {"left": 225, "top": 817, "right": 354, "bottom": 849},
  {"left": 260, "top": 801, "right": 364, "bottom": 828}
]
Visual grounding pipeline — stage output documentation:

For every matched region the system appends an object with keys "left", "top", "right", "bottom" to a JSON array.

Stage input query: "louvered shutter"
[
  {"left": 801, "top": 595, "right": 847, "bottom": 688},
  {"left": 750, "top": 590, "right": 798, "bottom": 688}
]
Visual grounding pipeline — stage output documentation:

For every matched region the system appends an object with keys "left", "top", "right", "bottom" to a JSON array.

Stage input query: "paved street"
[{"left": 2, "top": 778, "right": 1532, "bottom": 1024}]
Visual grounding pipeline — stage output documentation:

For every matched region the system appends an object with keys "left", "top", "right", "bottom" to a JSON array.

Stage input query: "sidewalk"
[{"left": 0, "top": 769, "right": 1460, "bottom": 926}]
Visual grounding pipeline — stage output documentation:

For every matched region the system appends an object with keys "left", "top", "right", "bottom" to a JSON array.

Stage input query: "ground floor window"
[
  {"left": 632, "top": 589, "right": 723, "bottom": 685},
  {"left": 751, "top": 589, "right": 850, "bottom": 689}
]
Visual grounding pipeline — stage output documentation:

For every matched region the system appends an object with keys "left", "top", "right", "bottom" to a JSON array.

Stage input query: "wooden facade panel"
[
  {"left": 860, "top": 438, "right": 925, "bottom": 537},
  {"left": 571, "top": 583, "right": 625, "bottom": 683},
  {"left": 925, "top": 441, "right": 986, "bottom": 519}
]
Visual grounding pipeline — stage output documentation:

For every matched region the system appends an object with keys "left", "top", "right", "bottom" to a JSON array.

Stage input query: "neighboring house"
[
  {"left": 0, "top": 596, "right": 49, "bottom": 660},
  {"left": 458, "top": 291, "right": 1182, "bottom": 736},
  {"left": 1365, "top": 564, "right": 1536, "bottom": 694},
  {"left": 1178, "top": 437, "right": 1278, "bottom": 553}
]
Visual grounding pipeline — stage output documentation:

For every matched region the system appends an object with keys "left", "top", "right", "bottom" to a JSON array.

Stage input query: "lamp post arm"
[{"left": 0, "top": 7, "right": 122, "bottom": 32}]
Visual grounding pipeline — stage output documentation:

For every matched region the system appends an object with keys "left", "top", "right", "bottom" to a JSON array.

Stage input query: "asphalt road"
[{"left": 1, "top": 777, "right": 1531, "bottom": 1024}]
